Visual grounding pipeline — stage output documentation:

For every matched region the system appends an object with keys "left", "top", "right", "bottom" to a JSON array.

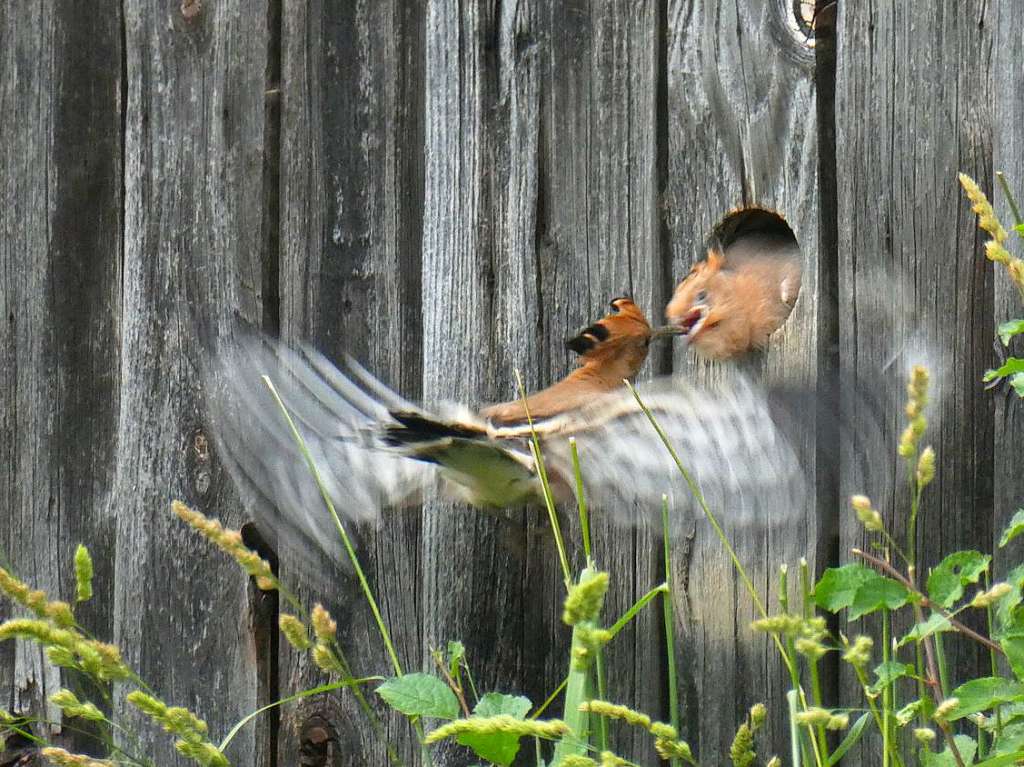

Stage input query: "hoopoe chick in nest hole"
[{"left": 666, "top": 232, "right": 801, "bottom": 359}]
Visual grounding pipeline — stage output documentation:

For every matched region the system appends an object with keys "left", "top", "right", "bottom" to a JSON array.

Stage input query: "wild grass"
[{"left": 1, "top": 173, "right": 1022, "bottom": 766}]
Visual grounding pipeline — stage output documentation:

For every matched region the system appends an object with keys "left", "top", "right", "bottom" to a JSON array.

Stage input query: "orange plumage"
[
  {"left": 665, "top": 234, "right": 801, "bottom": 359},
  {"left": 481, "top": 297, "right": 653, "bottom": 424}
]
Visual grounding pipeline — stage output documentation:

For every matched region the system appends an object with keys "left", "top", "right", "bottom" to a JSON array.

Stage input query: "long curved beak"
[{"left": 649, "top": 325, "right": 687, "bottom": 340}]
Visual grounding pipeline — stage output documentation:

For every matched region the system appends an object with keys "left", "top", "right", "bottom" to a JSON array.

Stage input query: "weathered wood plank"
[
  {"left": 664, "top": 0, "right": 820, "bottom": 759},
  {"left": 991, "top": 1, "right": 1024, "bottom": 574},
  {"left": 836, "top": 1, "right": 996, "bottom": 760},
  {"left": 419, "top": 1, "right": 542, "bottom": 762},
  {"left": 111, "top": 2, "right": 269, "bottom": 764},
  {"left": 277, "top": 1, "right": 425, "bottom": 764},
  {"left": 532, "top": 2, "right": 664, "bottom": 760},
  {"left": 0, "top": 1, "right": 122, "bottom": 755}
]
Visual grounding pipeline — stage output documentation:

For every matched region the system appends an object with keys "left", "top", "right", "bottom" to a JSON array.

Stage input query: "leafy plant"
[{"left": 959, "top": 172, "right": 1024, "bottom": 397}]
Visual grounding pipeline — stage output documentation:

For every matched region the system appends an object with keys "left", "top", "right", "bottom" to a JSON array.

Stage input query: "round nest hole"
[{"left": 692, "top": 207, "right": 802, "bottom": 353}]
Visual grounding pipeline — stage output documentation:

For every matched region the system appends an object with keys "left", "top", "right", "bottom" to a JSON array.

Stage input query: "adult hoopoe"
[
  {"left": 205, "top": 298, "right": 826, "bottom": 563},
  {"left": 666, "top": 232, "right": 802, "bottom": 359}
]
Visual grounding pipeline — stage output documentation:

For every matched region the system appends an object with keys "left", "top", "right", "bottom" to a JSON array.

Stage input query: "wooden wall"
[{"left": 1, "top": 1, "right": 1020, "bottom": 765}]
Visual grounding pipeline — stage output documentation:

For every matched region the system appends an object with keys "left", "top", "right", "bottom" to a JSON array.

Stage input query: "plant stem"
[
  {"left": 934, "top": 631, "right": 950, "bottom": 698},
  {"left": 662, "top": 496, "right": 681, "bottom": 767},
  {"left": 851, "top": 548, "right": 1004, "bottom": 655},
  {"left": 852, "top": 666, "right": 906, "bottom": 767},
  {"left": 997, "top": 171, "right": 1024, "bottom": 227},
  {"left": 570, "top": 438, "right": 592, "bottom": 565},
  {"left": 882, "top": 609, "right": 892, "bottom": 767},
  {"left": 516, "top": 370, "right": 572, "bottom": 589},
  {"left": 627, "top": 381, "right": 825, "bottom": 767},
  {"left": 264, "top": 377, "right": 403, "bottom": 676}
]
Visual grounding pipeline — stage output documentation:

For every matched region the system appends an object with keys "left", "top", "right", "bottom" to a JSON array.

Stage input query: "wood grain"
[
  {"left": 110, "top": 2, "right": 269, "bottom": 764},
  {"left": 991, "top": 2, "right": 1024, "bottom": 576},
  {"left": 663, "top": 0, "right": 820, "bottom": 759},
  {"left": 277, "top": 0, "right": 425, "bottom": 764},
  {"left": 0, "top": 2, "right": 123, "bottom": 754},
  {"left": 836, "top": 1, "right": 996, "bottom": 758}
]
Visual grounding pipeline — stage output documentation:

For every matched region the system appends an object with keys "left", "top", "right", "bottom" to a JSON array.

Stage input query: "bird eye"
[{"left": 695, "top": 290, "right": 708, "bottom": 302}]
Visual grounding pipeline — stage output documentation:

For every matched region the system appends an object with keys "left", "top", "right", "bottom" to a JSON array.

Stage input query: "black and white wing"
[
  {"left": 540, "top": 377, "right": 811, "bottom": 533},
  {"left": 204, "top": 331, "right": 541, "bottom": 565}
]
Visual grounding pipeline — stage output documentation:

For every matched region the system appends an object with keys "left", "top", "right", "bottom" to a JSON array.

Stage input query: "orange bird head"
[
  {"left": 665, "top": 244, "right": 800, "bottom": 360},
  {"left": 565, "top": 297, "right": 652, "bottom": 379}
]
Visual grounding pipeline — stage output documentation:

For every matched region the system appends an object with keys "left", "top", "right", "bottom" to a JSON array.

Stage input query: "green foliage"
[
  {"left": 376, "top": 674, "right": 461, "bottom": 720},
  {"left": 814, "top": 563, "right": 911, "bottom": 619},
  {"left": 920, "top": 735, "right": 977, "bottom": 767},
  {"left": 927, "top": 551, "right": 991, "bottom": 608},
  {"left": 997, "top": 319, "right": 1024, "bottom": 346}
]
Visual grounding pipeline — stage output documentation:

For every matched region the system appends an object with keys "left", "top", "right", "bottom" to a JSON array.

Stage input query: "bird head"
[
  {"left": 665, "top": 248, "right": 751, "bottom": 360},
  {"left": 565, "top": 297, "right": 653, "bottom": 379}
]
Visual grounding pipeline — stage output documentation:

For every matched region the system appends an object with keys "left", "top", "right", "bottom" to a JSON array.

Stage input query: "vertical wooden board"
[
  {"left": 532, "top": 2, "right": 664, "bottom": 760},
  {"left": 836, "top": 1, "right": 995, "bottom": 758},
  {"left": 419, "top": 2, "right": 543, "bottom": 761},
  {"left": 112, "top": 2, "right": 269, "bottom": 765},
  {"left": 663, "top": 0, "right": 819, "bottom": 759},
  {"left": 0, "top": 1, "right": 123, "bottom": 754},
  {"left": 991, "top": 1, "right": 1024, "bottom": 572},
  {"left": 276, "top": 1, "right": 426, "bottom": 764}
]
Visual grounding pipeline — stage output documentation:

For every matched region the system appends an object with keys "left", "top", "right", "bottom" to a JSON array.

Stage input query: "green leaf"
[
  {"left": 927, "top": 550, "right": 991, "bottom": 608},
  {"left": 1015, "top": 223, "right": 1024, "bottom": 235},
  {"left": 456, "top": 729, "right": 521, "bottom": 766},
  {"left": 985, "top": 357, "right": 1024, "bottom": 382},
  {"left": 814, "top": 564, "right": 880, "bottom": 612},
  {"left": 998, "top": 319, "right": 1024, "bottom": 346},
  {"left": 946, "top": 677, "right": 1024, "bottom": 721},
  {"left": 996, "top": 565, "right": 1024, "bottom": 631},
  {"left": 473, "top": 693, "right": 532, "bottom": 719},
  {"left": 848, "top": 575, "right": 911, "bottom": 620},
  {"left": 827, "top": 712, "right": 870, "bottom": 766},
  {"left": 869, "top": 661, "right": 914, "bottom": 694},
  {"left": 1001, "top": 634, "right": 1024, "bottom": 681},
  {"left": 920, "top": 735, "right": 977, "bottom": 767},
  {"left": 1000, "top": 510, "right": 1024, "bottom": 548},
  {"left": 896, "top": 699, "right": 924, "bottom": 726},
  {"left": 976, "top": 752, "right": 1024, "bottom": 767},
  {"left": 899, "top": 612, "right": 953, "bottom": 648},
  {"left": 1011, "top": 373, "right": 1024, "bottom": 398},
  {"left": 453, "top": 694, "right": 535, "bottom": 766},
  {"left": 447, "top": 641, "right": 465, "bottom": 678},
  {"left": 376, "top": 674, "right": 460, "bottom": 719}
]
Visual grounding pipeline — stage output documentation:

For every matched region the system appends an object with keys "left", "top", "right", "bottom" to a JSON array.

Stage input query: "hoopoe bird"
[
  {"left": 666, "top": 232, "right": 801, "bottom": 359},
  {"left": 206, "top": 298, "right": 827, "bottom": 563}
]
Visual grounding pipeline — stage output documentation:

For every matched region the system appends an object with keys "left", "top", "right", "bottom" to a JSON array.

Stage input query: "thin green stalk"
[
  {"left": 594, "top": 650, "right": 609, "bottom": 752},
  {"left": 219, "top": 678, "right": 378, "bottom": 750},
  {"left": 570, "top": 438, "right": 592, "bottom": 565},
  {"left": 625, "top": 381, "right": 766, "bottom": 618},
  {"left": 530, "top": 678, "right": 568, "bottom": 719},
  {"left": 935, "top": 631, "right": 950, "bottom": 698},
  {"left": 852, "top": 665, "right": 906, "bottom": 767},
  {"left": 608, "top": 583, "right": 669, "bottom": 638},
  {"left": 882, "top": 610, "right": 892, "bottom": 767},
  {"left": 532, "top": 581, "right": 670, "bottom": 723},
  {"left": 997, "top": 171, "right": 1024, "bottom": 227},
  {"left": 787, "top": 690, "right": 802, "bottom": 767},
  {"left": 780, "top": 566, "right": 818, "bottom": 765},
  {"left": 987, "top": 577, "right": 1004, "bottom": 736},
  {"left": 263, "top": 376, "right": 415, "bottom": 766},
  {"left": 626, "top": 380, "right": 825, "bottom": 767},
  {"left": 264, "top": 376, "right": 403, "bottom": 677},
  {"left": 515, "top": 370, "right": 572, "bottom": 588},
  {"left": 662, "top": 496, "right": 681, "bottom": 767}
]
